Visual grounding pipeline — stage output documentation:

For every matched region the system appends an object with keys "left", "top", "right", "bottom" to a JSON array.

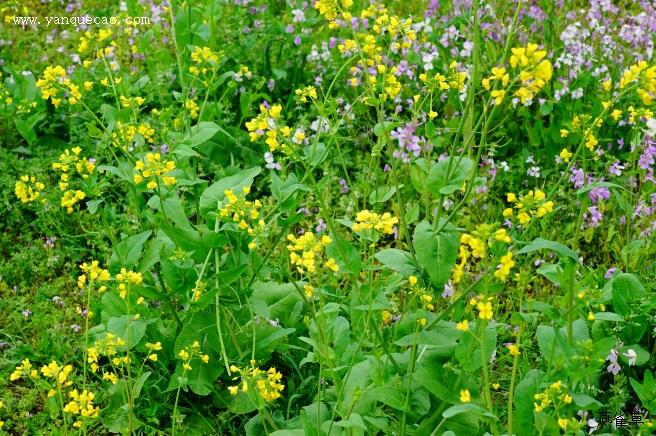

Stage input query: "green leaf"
[
  {"left": 131, "top": 371, "right": 151, "bottom": 400},
  {"left": 181, "top": 122, "right": 220, "bottom": 148},
  {"left": 576, "top": 181, "right": 627, "bottom": 196},
  {"left": 609, "top": 273, "right": 645, "bottom": 316},
  {"left": 325, "top": 234, "right": 361, "bottom": 275},
  {"left": 108, "top": 230, "right": 152, "bottom": 273},
  {"left": 427, "top": 157, "right": 474, "bottom": 195},
  {"left": 443, "top": 403, "right": 497, "bottom": 420},
  {"left": 513, "top": 370, "right": 545, "bottom": 436},
  {"left": 199, "top": 167, "right": 261, "bottom": 218},
  {"left": 251, "top": 281, "right": 303, "bottom": 325},
  {"left": 368, "top": 185, "right": 400, "bottom": 204},
  {"left": 570, "top": 393, "right": 603, "bottom": 410},
  {"left": 303, "top": 143, "right": 327, "bottom": 167},
  {"left": 630, "top": 371, "right": 656, "bottom": 414},
  {"left": 593, "top": 312, "right": 624, "bottom": 322},
  {"left": 413, "top": 220, "right": 459, "bottom": 288},
  {"left": 516, "top": 238, "right": 580, "bottom": 263},
  {"left": 106, "top": 316, "right": 151, "bottom": 350},
  {"left": 374, "top": 248, "right": 419, "bottom": 277},
  {"left": 333, "top": 413, "right": 367, "bottom": 430}
]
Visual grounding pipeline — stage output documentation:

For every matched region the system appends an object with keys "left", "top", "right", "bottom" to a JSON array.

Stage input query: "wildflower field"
[{"left": 1, "top": 0, "right": 656, "bottom": 434}]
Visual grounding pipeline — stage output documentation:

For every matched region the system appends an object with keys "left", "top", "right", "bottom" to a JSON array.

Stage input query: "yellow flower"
[
  {"left": 456, "top": 320, "right": 469, "bottom": 331},
  {"left": 459, "top": 389, "right": 471, "bottom": 403},
  {"left": 476, "top": 301, "right": 493, "bottom": 320},
  {"left": 492, "top": 383, "right": 500, "bottom": 390},
  {"left": 559, "top": 148, "right": 572, "bottom": 163},
  {"left": 558, "top": 418, "right": 568, "bottom": 429},
  {"left": 507, "top": 343, "right": 521, "bottom": 356}
]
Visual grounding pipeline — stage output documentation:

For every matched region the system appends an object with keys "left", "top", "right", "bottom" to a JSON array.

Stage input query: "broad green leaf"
[
  {"left": 413, "top": 220, "right": 459, "bottom": 288},
  {"left": 609, "top": 273, "right": 645, "bottom": 316},
  {"left": 374, "top": 248, "right": 419, "bottom": 277},
  {"left": 443, "top": 403, "right": 497, "bottom": 420},
  {"left": 427, "top": 157, "right": 474, "bottom": 195},
  {"left": 181, "top": 121, "right": 219, "bottom": 148},
  {"left": 108, "top": 230, "right": 152, "bottom": 273},
  {"left": 369, "top": 185, "right": 400, "bottom": 204},
  {"left": 516, "top": 238, "right": 579, "bottom": 263}
]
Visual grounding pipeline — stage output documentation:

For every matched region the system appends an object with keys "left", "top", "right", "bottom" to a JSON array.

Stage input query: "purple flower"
[
  {"left": 604, "top": 267, "right": 617, "bottom": 279},
  {"left": 391, "top": 122, "right": 426, "bottom": 162},
  {"left": 570, "top": 167, "right": 586, "bottom": 189},
  {"left": 588, "top": 187, "right": 611, "bottom": 203},
  {"left": 339, "top": 178, "right": 349, "bottom": 194},
  {"left": 264, "top": 152, "right": 281, "bottom": 170},
  {"left": 442, "top": 281, "right": 454, "bottom": 298},
  {"left": 608, "top": 161, "right": 625, "bottom": 176},
  {"left": 315, "top": 218, "right": 327, "bottom": 233},
  {"left": 606, "top": 348, "right": 621, "bottom": 375},
  {"left": 584, "top": 206, "right": 603, "bottom": 228}
]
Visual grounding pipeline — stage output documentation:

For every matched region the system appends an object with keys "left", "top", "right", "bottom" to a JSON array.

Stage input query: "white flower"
[
  {"left": 623, "top": 349, "right": 637, "bottom": 366},
  {"left": 587, "top": 418, "right": 599, "bottom": 434},
  {"left": 527, "top": 166, "right": 541, "bottom": 177},
  {"left": 645, "top": 118, "right": 656, "bottom": 137}
]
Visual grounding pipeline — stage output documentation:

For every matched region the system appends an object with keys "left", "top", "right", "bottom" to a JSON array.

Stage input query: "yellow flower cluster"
[
  {"left": 331, "top": 5, "right": 415, "bottom": 101},
  {"left": 470, "top": 296, "right": 494, "bottom": 320},
  {"left": 493, "top": 252, "right": 515, "bottom": 282},
  {"left": 419, "top": 62, "right": 468, "bottom": 93},
  {"left": 119, "top": 95, "right": 146, "bottom": 108},
  {"left": 36, "top": 65, "right": 82, "bottom": 107},
  {"left": 111, "top": 122, "right": 156, "bottom": 149},
  {"left": 314, "top": 0, "right": 354, "bottom": 27},
  {"left": 503, "top": 189, "right": 554, "bottom": 225},
  {"left": 245, "top": 104, "right": 302, "bottom": 152},
  {"left": 77, "top": 29, "right": 113, "bottom": 59},
  {"left": 133, "top": 153, "right": 176, "bottom": 189},
  {"left": 0, "top": 400, "right": 4, "bottom": 429},
  {"left": 116, "top": 268, "right": 143, "bottom": 299},
  {"left": 352, "top": 209, "right": 398, "bottom": 235},
  {"left": 189, "top": 46, "right": 221, "bottom": 76},
  {"left": 452, "top": 224, "right": 512, "bottom": 283},
  {"left": 77, "top": 260, "right": 110, "bottom": 291},
  {"left": 10, "top": 358, "right": 100, "bottom": 430},
  {"left": 407, "top": 275, "right": 435, "bottom": 311},
  {"left": 219, "top": 187, "right": 264, "bottom": 248},
  {"left": 295, "top": 85, "right": 318, "bottom": 103},
  {"left": 178, "top": 341, "right": 210, "bottom": 371},
  {"left": 87, "top": 333, "right": 126, "bottom": 374},
  {"left": 40, "top": 361, "right": 74, "bottom": 397},
  {"left": 10, "top": 358, "right": 38, "bottom": 381},
  {"left": 618, "top": 61, "right": 656, "bottom": 105},
  {"left": 63, "top": 389, "right": 100, "bottom": 428},
  {"left": 507, "top": 43, "right": 553, "bottom": 104},
  {"left": 533, "top": 380, "right": 572, "bottom": 413},
  {"left": 286, "top": 232, "right": 338, "bottom": 274},
  {"left": 482, "top": 67, "right": 510, "bottom": 105},
  {"left": 145, "top": 341, "right": 162, "bottom": 362},
  {"left": 228, "top": 361, "right": 285, "bottom": 402},
  {"left": 15, "top": 175, "right": 45, "bottom": 204},
  {"left": 185, "top": 98, "right": 200, "bottom": 119},
  {"left": 51, "top": 147, "right": 95, "bottom": 213}
]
